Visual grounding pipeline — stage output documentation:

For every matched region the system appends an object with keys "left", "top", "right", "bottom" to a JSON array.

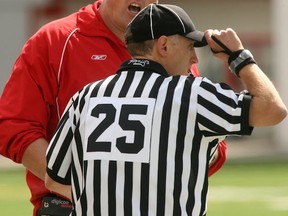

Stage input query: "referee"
[{"left": 45, "top": 4, "right": 287, "bottom": 216}]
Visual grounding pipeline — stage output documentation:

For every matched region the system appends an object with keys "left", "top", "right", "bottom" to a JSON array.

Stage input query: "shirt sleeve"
[
  {"left": 190, "top": 65, "right": 228, "bottom": 176},
  {"left": 46, "top": 99, "right": 75, "bottom": 185},
  {"left": 197, "top": 77, "right": 253, "bottom": 137}
]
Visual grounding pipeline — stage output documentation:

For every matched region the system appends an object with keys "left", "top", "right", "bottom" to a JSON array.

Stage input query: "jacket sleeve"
[
  {"left": 190, "top": 64, "right": 227, "bottom": 176},
  {"left": 0, "top": 28, "right": 59, "bottom": 163},
  {"left": 208, "top": 141, "right": 227, "bottom": 176}
]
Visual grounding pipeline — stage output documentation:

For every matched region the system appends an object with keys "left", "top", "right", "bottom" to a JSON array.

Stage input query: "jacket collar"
[{"left": 77, "top": 1, "right": 125, "bottom": 47}]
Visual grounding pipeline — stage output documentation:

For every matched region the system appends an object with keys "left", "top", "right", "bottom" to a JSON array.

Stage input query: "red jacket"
[{"left": 0, "top": 1, "right": 226, "bottom": 215}]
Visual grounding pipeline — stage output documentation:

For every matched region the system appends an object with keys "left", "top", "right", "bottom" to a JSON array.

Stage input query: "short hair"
[{"left": 125, "top": 25, "right": 155, "bottom": 57}]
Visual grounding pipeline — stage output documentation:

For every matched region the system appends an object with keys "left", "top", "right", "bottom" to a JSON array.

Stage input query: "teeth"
[
  {"left": 131, "top": 3, "right": 141, "bottom": 8},
  {"left": 128, "top": 3, "right": 141, "bottom": 14}
]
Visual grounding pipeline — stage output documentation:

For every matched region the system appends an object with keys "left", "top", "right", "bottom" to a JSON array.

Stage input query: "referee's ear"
[{"left": 156, "top": 35, "right": 169, "bottom": 57}]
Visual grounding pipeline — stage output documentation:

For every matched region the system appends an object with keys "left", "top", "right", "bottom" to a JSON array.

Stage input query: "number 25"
[{"left": 87, "top": 104, "right": 148, "bottom": 154}]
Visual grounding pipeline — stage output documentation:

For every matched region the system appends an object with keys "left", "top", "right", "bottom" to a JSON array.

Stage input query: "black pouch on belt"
[{"left": 37, "top": 195, "right": 73, "bottom": 216}]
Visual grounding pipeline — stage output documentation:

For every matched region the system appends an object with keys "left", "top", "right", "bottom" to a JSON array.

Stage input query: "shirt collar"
[{"left": 117, "top": 59, "right": 169, "bottom": 77}]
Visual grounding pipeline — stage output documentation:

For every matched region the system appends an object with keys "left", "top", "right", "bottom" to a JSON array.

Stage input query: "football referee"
[{"left": 45, "top": 3, "right": 287, "bottom": 216}]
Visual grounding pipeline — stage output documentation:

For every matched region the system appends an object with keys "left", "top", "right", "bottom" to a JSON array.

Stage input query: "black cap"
[{"left": 125, "top": 4, "right": 207, "bottom": 47}]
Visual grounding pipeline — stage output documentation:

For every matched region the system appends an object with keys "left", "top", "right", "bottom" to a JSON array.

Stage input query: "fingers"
[{"left": 204, "top": 28, "right": 244, "bottom": 59}]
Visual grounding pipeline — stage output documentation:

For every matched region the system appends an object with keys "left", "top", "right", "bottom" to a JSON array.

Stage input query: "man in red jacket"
[{"left": 0, "top": 0, "right": 226, "bottom": 215}]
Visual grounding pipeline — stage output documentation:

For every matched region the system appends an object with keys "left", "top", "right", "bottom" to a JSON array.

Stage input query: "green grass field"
[
  {"left": 0, "top": 161, "right": 288, "bottom": 216},
  {"left": 0, "top": 168, "right": 32, "bottom": 215},
  {"left": 208, "top": 161, "right": 288, "bottom": 216}
]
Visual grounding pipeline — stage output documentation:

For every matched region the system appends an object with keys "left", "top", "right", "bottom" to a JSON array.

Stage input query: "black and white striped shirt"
[{"left": 46, "top": 59, "right": 252, "bottom": 216}]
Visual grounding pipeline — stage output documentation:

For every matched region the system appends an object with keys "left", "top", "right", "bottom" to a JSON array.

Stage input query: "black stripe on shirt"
[
  {"left": 200, "top": 81, "right": 238, "bottom": 107},
  {"left": 173, "top": 78, "right": 192, "bottom": 215},
  {"left": 108, "top": 161, "right": 117, "bottom": 216},
  {"left": 119, "top": 72, "right": 135, "bottom": 97},
  {"left": 124, "top": 162, "right": 133, "bottom": 216},
  {"left": 93, "top": 161, "right": 101, "bottom": 215},
  {"left": 104, "top": 75, "right": 120, "bottom": 97},
  {"left": 140, "top": 164, "right": 150, "bottom": 216},
  {"left": 187, "top": 125, "right": 201, "bottom": 214},
  {"left": 157, "top": 76, "right": 180, "bottom": 215},
  {"left": 134, "top": 72, "right": 152, "bottom": 97}
]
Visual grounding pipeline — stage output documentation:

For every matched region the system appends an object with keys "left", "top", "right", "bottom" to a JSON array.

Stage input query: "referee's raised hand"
[
  {"left": 205, "top": 28, "right": 244, "bottom": 60},
  {"left": 205, "top": 28, "right": 287, "bottom": 126}
]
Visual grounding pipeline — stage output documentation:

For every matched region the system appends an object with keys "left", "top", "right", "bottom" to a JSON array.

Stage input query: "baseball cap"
[{"left": 125, "top": 4, "right": 207, "bottom": 47}]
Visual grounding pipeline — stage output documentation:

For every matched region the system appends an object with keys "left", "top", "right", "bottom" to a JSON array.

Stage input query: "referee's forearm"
[{"left": 239, "top": 64, "right": 287, "bottom": 126}]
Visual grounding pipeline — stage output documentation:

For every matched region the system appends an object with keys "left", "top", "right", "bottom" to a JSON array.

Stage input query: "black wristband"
[
  {"left": 234, "top": 57, "right": 257, "bottom": 77},
  {"left": 229, "top": 49, "right": 257, "bottom": 77},
  {"left": 228, "top": 49, "right": 244, "bottom": 65}
]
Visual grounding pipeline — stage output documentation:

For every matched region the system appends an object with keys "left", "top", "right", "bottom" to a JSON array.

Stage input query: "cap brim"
[{"left": 186, "top": 30, "right": 207, "bottom": 47}]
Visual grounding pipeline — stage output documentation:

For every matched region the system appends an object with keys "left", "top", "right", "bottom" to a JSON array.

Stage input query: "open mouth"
[{"left": 128, "top": 3, "right": 141, "bottom": 14}]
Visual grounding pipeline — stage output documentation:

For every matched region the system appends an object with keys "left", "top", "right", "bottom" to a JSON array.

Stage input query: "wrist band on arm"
[{"left": 228, "top": 49, "right": 257, "bottom": 77}]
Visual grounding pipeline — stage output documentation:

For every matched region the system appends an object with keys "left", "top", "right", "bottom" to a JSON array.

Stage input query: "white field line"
[{"left": 209, "top": 186, "right": 288, "bottom": 211}]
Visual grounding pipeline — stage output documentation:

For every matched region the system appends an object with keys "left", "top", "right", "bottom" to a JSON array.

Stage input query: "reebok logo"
[{"left": 91, "top": 55, "right": 107, "bottom": 61}]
